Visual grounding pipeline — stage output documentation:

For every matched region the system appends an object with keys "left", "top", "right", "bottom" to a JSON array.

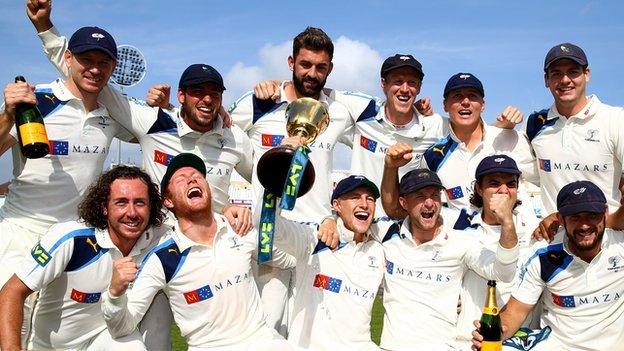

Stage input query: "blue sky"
[{"left": 1, "top": 0, "right": 623, "bottom": 182}]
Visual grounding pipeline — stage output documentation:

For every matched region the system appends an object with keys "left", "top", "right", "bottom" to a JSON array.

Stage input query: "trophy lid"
[{"left": 285, "top": 97, "right": 329, "bottom": 142}]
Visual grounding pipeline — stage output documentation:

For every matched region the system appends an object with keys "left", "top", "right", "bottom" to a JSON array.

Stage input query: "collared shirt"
[
  {"left": 0, "top": 79, "right": 126, "bottom": 233},
  {"left": 376, "top": 218, "right": 519, "bottom": 350},
  {"left": 423, "top": 123, "right": 537, "bottom": 211},
  {"left": 333, "top": 91, "right": 447, "bottom": 218},
  {"left": 513, "top": 229, "right": 624, "bottom": 350},
  {"left": 15, "top": 221, "right": 155, "bottom": 349},
  {"left": 455, "top": 208, "right": 543, "bottom": 343},
  {"left": 273, "top": 215, "right": 385, "bottom": 350},
  {"left": 37, "top": 27, "right": 253, "bottom": 212},
  {"left": 526, "top": 95, "right": 624, "bottom": 214},
  {"left": 102, "top": 214, "right": 280, "bottom": 348},
  {"left": 229, "top": 84, "right": 353, "bottom": 223}
]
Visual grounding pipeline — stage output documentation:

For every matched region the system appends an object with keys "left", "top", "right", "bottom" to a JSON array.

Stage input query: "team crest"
[
  {"left": 494, "top": 157, "right": 505, "bottom": 163},
  {"left": 399, "top": 56, "right": 410, "bottom": 61},
  {"left": 91, "top": 33, "right": 105, "bottom": 40},
  {"left": 459, "top": 74, "right": 471, "bottom": 80},
  {"left": 559, "top": 45, "right": 570, "bottom": 52},
  {"left": 573, "top": 187, "right": 586, "bottom": 195},
  {"left": 608, "top": 256, "right": 624, "bottom": 272},
  {"left": 584, "top": 129, "right": 599, "bottom": 142}
]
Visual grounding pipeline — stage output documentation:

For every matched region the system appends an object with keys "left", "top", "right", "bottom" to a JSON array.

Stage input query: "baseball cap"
[
  {"left": 331, "top": 175, "right": 380, "bottom": 202},
  {"left": 544, "top": 43, "right": 588, "bottom": 72},
  {"left": 443, "top": 72, "right": 484, "bottom": 99},
  {"left": 556, "top": 180, "right": 607, "bottom": 216},
  {"left": 68, "top": 26, "right": 117, "bottom": 60},
  {"left": 399, "top": 169, "right": 443, "bottom": 196},
  {"left": 178, "top": 64, "right": 226, "bottom": 91},
  {"left": 475, "top": 155, "right": 522, "bottom": 180},
  {"left": 160, "top": 153, "right": 206, "bottom": 194},
  {"left": 380, "top": 54, "right": 424, "bottom": 79}
]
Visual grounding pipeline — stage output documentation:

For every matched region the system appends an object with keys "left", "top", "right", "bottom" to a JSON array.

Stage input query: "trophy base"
[{"left": 257, "top": 146, "right": 315, "bottom": 197}]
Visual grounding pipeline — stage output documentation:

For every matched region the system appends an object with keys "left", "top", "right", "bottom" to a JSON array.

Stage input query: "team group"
[{"left": 1, "top": 0, "right": 624, "bottom": 350}]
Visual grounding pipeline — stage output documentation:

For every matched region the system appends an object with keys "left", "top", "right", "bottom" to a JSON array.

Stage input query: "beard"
[
  {"left": 292, "top": 72, "right": 326, "bottom": 98},
  {"left": 181, "top": 103, "right": 218, "bottom": 130}
]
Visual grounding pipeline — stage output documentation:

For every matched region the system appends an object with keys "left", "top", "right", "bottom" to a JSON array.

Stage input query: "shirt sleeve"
[
  {"left": 608, "top": 106, "right": 624, "bottom": 166},
  {"left": 229, "top": 92, "right": 255, "bottom": 135},
  {"left": 38, "top": 26, "right": 70, "bottom": 77},
  {"left": 463, "top": 234, "right": 520, "bottom": 283},
  {"left": 512, "top": 251, "right": 546, "bottom": 305},
  {"left": 232, "top": 125, "right": 254, "bottom": 183},
  {"left": 15, "top": 226, "right": 76, "bottom": 291},
  {"left": 273, "top": 214, "right": 317, "bottom": 261},
  {"left": 101, "top": 252, "right": 166, "bottom": 338}
]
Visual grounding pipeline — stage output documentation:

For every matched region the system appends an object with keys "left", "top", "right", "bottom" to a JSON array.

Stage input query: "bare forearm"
[
  {"left": 381, "top": 165, "right": 406, "bottom": 219},
  {"left": 498, "top": 220, "right": 518, "bottom": 249},
  {"left": 0, "top": 288, "right": 29, "bottom": 350},
  {"left": 500, "top": 298, "right": 533, "bottom": 339}
]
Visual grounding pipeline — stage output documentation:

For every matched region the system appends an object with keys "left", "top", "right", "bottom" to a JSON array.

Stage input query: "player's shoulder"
[
  {"left": 43, "top": 221, "right": 94, "bottom": 245},
  {"left": 227, "top": 90, "right": 255, "bottom": 113},
  {"left": 525, "top": 108, "right": 554, "bottom": 141}
]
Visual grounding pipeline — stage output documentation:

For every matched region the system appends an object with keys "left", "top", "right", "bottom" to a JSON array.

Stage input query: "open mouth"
[
  {"left": 354, "top": 211, "right": 370, "bottom": 221},
  {"left": 197, "top": 106, "right": 214, "bottom": 114},
  {"left": 458, "top": 109, "right": 472, "bottom": 116},
  {"left": 397, "top": 95, "right": 411, "bottom": 103},
  {"left": 421, "top": 210, "right": 435, "bottom": 219},
  {"left": 187, "top": 187, "right": 203, "bottom": 199}
]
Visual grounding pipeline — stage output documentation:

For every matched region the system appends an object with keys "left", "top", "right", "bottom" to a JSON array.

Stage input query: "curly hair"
[
  {"left": 293, "top": 27, "right": 334, "bottom": 60},
  {"left": 78, "top": 165, "right": 164, "bottom": 230}
]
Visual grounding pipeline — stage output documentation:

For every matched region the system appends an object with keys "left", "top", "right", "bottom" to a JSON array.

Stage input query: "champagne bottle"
[
  {"left": 14, "top": 76, "right": 49, "bottom": 159},
  {"left": 479, "top": 280, "right": 502, "bottom": 351}
]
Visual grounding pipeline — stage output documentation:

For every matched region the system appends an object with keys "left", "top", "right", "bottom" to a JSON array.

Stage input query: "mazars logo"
[
  {"left": 573, "top": 187, "right": 586, "bottom": 195},
  {"left": 91, "top": 33, "right": 105, "bottom": 40}
]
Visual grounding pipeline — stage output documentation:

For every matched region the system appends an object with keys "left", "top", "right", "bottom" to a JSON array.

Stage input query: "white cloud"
[{"left": 222, "top": 36, "right": 383, "bottom": 105}]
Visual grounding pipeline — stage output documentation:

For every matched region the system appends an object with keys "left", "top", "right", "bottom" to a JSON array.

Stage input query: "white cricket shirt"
[
  {"left": 102, "top": 214, "right": 283, "bottom": 349},
  {"left": 526, "top": 95, "right": 624, "bottom": 214},
  {"left": 273, "top": 214, "right": 386, "bottom": 350},
  {"left": 513, "top": 229, "right": 624, "bottom": 350},
  {"left": 15, "top": 221, "right": 154, "bottom": 349},
  {"left": 377, "top": 218, "right": 519, "bottom": 350},
  {"left": 1, "top": 79, "right": 126, "bottom": 233}
]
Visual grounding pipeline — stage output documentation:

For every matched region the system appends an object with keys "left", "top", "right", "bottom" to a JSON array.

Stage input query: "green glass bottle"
[
  {"left": 479, "top": 280, "right": 502, "bottom": 351},
  {"left": 14, "top": 76, "right": 49, "bottom": 158}
]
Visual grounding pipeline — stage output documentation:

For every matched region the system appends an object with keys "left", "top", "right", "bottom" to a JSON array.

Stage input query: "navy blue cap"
[
  {"left": 443, "top": 72, "right": 484, "bottom": 98},
  {"left": 475, "top": 155, "right": 522, "bottom": 180},
  {"left": 178, "top": 64, "right": 226, "bottom": 91},
  {"left": 544, "top": 43, "right": 588, "bottom": 72},
  {"left": 160, "top": 153, "right": 206, "bottom": 194},
  {"left": 399, "top": 169, "right": 443, "bottom": 196},
  {"left": 331, "top": 175, "right": 380, "bottom": 202},
  {"left": 556, "top": 180, "right": 607, "bottom": 216},
  {"left": 68, "top": 26, "right": 117, "bottom": 60},
  {"left": 381, "top": 54, "right": 424, "bottom": 79}
]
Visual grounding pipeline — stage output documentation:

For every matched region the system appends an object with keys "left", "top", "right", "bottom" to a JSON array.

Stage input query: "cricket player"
[
  {"left": 271, "top": 174, "right": 388, "bottom": 350},
  {"left": 100, "top": 153, "right": 294, "bottom": 351},
  {"left": 378, "top": 145, "right": 520, "bottom": 350},
  {"left": 0, "top": 166, "right": 163, "bottom": 351},
  {"left": 526, "top": 43, "right": 624, "bottom": 237},
  {"left": 472, "top": 180, "right": 624, "bottom": 350},
  {"left": 455, "top": 155, "right": 542, "bottom": 345}
]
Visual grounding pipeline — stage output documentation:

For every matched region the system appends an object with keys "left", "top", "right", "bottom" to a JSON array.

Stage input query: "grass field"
[{"left": 170, "top": 296, "right": 385, "bottom": 350}]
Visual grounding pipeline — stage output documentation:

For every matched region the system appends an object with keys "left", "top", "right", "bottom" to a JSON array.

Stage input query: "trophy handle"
[{"left": 257, "top": 146, "right": 315, "bottom": 197}]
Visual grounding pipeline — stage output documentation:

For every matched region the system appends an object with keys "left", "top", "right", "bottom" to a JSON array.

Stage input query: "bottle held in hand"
[
  {"left": 479, "top": 280, "right": 502, "bottom": 350},
  {"left": 14, "top": 76, "right": 49, "bottom": 159}
]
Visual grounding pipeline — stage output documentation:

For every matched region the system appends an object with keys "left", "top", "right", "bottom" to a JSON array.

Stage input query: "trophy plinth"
[{"left": 256, "top": 97, "right": 329, "bottom": 199}]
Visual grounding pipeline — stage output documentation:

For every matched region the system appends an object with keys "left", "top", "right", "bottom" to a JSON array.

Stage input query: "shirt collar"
[
  {"left": 171, "top": 213, "right": 228, "bottom": 252},
  {"left": 50, "top": 78, "right": 79, "bottom": 102},
  {"left": 376, "top": 103, "right": 427, "bottom": 138},
  {"left": 176, "top": 110, "right": 225, "bottom": 138},
  {"left": 399, "top": 216, "right": 449, "bottom": 247},
  {"left": 95, "top": 226, "right": 154, "bottom": 257},
  {"left": 549, "top": 94, "right": 600, "bottom": 121},
  {"left": 282, "top": 81, "right": 331, "bottom": 105},
  {"left": 448, "top": 117, "right": 487, "bottom": 144}
]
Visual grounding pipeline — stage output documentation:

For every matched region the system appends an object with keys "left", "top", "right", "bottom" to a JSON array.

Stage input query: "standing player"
[
  {"left": 455, "top": 155, "right": 541, "bottom": 345},
  {"left": 271, "top": 174, "right": 386, "bottom": 350},
  {"left": 378, "top": 148, "right": 520, "bottom": 350},
  {"left": 101, "top": 153, "right": 294, "bottom": 351},
  {"left": 526, "top": 43, "right": 624, "bottom": 220},
  {"left": 472, "top": 181, "right": 624, "bottom": 350},
  {"left": 228, "top": 27, "right": 353, "bottom": 335},
  {"left": 0, "top": 166, "right": 163, "bottom": 351}
]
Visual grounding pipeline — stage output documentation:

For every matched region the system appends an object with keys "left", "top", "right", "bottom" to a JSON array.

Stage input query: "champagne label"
[
  {"left": 19, "top": 122, "right": 48, "bottom": 146},
  {"left": 482, "top": 306, "right": 499, "bottom": 315},
  {"left": 481, "top": 341, "right": 502, "bottom": 351}
]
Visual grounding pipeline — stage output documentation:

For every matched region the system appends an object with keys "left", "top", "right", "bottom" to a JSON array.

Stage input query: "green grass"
[{"left": 170, "top": 296, "right": 385, "bottom": 350}]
